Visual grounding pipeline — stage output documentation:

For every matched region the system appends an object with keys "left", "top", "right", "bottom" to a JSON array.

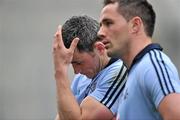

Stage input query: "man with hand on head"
[
  {"left": 53, "top": 15, "right": 127, "bottom": 120},
  {"left": 98, "top": 0, "right": 180, "bottom": 119}
]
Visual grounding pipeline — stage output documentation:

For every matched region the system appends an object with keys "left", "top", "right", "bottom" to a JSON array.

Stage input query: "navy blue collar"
[
  {"left": 129, "top": 43, "right": 163, "bottom": 72},
  {"left": 91, "top": 58, "right": 118, "bottom": 80},
  {"left": 105, "top": 58, "right": 119, "bottom": 68}
]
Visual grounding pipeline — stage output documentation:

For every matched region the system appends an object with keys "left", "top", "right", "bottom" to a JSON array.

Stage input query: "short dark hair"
[
  {"left": 62, "top": 15, "right": 99, "bottom": 52},
  {"left": 104, "top": 0, "right": 156, "bottom": 37}
]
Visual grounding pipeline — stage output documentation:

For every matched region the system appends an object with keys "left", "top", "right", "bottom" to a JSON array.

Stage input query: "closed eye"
[{"left": 71, "top": 61, "right": 82, "bottom": 65}]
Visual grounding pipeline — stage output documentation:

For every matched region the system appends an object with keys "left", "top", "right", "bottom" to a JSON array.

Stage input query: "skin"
[
  {"left": 72, "top": 49, "right": 101, "bottom": 79},
  {"left": 98, "top": 3, "right": 130, "bottom": 59},
  {"left": 53, "top": 25, "right": 115, "bottom": 120},
  {"left": 98, "top": 2, "right": 180, "bottom": 120},
  {"left": 98, "top": 3, "right": 151, "bottom": 68}
]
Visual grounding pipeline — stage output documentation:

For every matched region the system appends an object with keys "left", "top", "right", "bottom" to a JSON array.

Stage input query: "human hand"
[{"left": 53, "top": 25, "right": 79, "bottom": 72}]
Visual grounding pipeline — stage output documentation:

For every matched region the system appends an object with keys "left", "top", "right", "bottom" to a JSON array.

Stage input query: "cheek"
[
  {"left": 114, "top": 27, "right": 128, "bottom": 43},
  {"left": 109, "top": 27, "right": 122, "bottom": 40},
  {"left": 84, "top": 62, "right": 97, "bottom": 73},
  {"left": 86, "top": 63, "right": 94, "bottom": 70},
  {"left": 81, "top": 64, "right": 92, "bottom": 72}
]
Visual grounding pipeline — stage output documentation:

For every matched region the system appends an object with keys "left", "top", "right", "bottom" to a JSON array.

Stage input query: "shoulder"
[
  {"left": 134, "top": 49, "right": 179, "bottom": 78},
  {"left": 71, "top": 74, "right": 91, "bottom": 91},
  {"left": 103, "top": 59, "right": 126, "bottom": 76},
  {"left": 133, "top": 49, "right": 180, "bottom": 106},
  {"left": 108, "top": 59, "right": 124, "bottom": 68},
  {"left": 95, "top": 59, "right": 127, "bottom": 91}
]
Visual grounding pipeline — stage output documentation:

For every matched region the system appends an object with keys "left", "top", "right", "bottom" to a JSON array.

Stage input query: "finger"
[
  {"left": 52, "top": 35, "right": 57, "bottom": 52},
  {"left": 56, "top": 25, "right": 61, "bottom": 32},
  {"left": 56, "top": 25, "right": 64, "bottom": 47},
  {"left": 52, "top": 30, "right": 60, "bottom": 51},
  {"left": 52, "top": 39, "right": 58, "bottom": 52},
  {"left": 70, "top": 37, "right": 79, "bottom": 51},
  {"left": 54, "top": 25, "right": 65, "bottom": 48}
]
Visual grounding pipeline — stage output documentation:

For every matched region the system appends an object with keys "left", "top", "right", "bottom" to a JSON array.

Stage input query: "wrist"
[{"left": 55, "top": 67, "right": 68, "bottom": 78}]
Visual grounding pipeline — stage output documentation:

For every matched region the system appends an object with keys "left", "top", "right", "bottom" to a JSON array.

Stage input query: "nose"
[{"left": 98, "top": 26, "right": 106, "bottom": 41}]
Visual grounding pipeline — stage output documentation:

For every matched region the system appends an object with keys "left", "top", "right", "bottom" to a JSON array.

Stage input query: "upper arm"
[
  {"left": 89, "top": 63, "right": 127, "bottom": 115},
  {"left": 143, "top": 51, "right": 180, "bottom": 119},
  {"left": 80, "top": 96, "right": 114, "bottom": 120},
  {"left": 143, "top": 68, "right": 180, "bottom": 119},
  {"left": 142, "top": 51, "right": 180, "bottom": 107},
  {"left": 158, "top": 93, "right": 180, "bottom": 120},
  {"left": 78, "top": 60, "right": 127, "bottom": 120}
]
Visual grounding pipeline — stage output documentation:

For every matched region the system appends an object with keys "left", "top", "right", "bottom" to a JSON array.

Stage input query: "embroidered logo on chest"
[{"left": 123, "top": 88, "right": 129, "bottom": 100}]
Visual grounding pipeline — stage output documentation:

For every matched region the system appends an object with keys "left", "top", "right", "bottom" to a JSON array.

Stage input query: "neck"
[
  {"left": 123, "top": 37, "right": 152, "bottom": 69},
  {"left": 98, "top": 55, "right": 110, "bottom": 72}
]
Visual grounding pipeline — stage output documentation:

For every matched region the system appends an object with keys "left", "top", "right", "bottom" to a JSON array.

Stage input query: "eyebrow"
[
  {"left": 100, "top": 18, "right": 112, "bottom": 26},
  {"left": 71, "top": 61, "right": 81, "bottom": 64}
]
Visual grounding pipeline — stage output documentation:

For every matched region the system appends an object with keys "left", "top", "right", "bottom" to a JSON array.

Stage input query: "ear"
[
  {"left": 128, "top": 16, "right": 142, "bottom": 34},
  {"left": 93, "top": 41, "right": 105, "bottom": 55}
]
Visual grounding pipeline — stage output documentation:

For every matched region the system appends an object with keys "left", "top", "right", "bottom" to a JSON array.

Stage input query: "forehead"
[
  {"left": 72, "top": 50, "right": 93, "bottom": 61},
  {"left": 100, "top": 3, "right": 119, "bottom": 21}
]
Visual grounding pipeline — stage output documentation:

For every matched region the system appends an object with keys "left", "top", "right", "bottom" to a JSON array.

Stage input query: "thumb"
[{"left": 70, "top": 37, "right": 79, "bottom": 51}]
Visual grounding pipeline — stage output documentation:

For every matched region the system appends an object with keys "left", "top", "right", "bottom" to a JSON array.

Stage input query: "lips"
[{"left": 102, "top": 39, "right": 110, "bottom": 49}]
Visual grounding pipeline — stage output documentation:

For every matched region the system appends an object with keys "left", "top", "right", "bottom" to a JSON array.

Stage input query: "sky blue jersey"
[
  {"left": 71, "top": 58, "right": 128, "bottom": 115},
  {"left": 71, "top": 74, "right": 91, "bottom": 104},
  {"left": 117, "top": 43, "right": 180, "bottom": 120}
]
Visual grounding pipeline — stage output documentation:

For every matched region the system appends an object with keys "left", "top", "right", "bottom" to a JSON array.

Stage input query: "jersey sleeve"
[
  {"left": 142, "top": 51, "right": 180, "bottom": 108},
  {"left": 89, "top": 61, "right": 127, "bottom": 115}
]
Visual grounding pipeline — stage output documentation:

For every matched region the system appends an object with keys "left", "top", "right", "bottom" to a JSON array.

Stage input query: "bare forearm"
[
  {"left": 55, "top": 70, "right": 82, "bottom": 120},
  {"left": 55, "top": 114, "right": 60, "bottom": 120},
  {"left": 53, "top": 25, "right": 82, "bottom": 120}
]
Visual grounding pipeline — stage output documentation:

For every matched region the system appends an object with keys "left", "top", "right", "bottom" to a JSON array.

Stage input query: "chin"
[
  {"left": 107, "top": 50, "right": 121, "bottom": 58},
  {"left": 86, "top": 75, "right": 93, "bottom": 79}
]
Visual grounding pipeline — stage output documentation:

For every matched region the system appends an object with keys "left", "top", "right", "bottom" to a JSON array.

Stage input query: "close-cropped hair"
[
  {"left": 104, "top": 0, "right": 116, "bottom": 5},
  {"left": 62, "top": 15, "right": 100, "bottom": 52},
  {"left": 103, "top": 0, "right": 156, "bottom": 37}
]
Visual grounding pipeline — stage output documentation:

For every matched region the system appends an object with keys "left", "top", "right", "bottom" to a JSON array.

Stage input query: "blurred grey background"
[{"left": 0, "top": 0, "right": 180, "bottom": 120}]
